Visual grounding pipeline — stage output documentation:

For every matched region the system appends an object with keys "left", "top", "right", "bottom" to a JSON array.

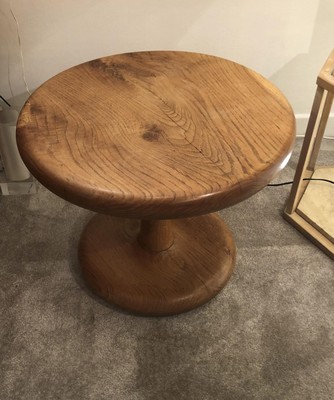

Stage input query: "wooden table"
[{"left": 17, "top": 51, "right": 295, "bottom": 316}]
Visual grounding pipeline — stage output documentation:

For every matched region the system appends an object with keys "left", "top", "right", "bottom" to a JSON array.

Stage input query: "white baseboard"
[{"left": 295, "top": 113, "right": 334, "bottom": 138}]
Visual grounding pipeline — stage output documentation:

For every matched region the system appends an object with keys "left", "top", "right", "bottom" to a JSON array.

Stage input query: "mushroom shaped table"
[{"left": 17, "top": 51, "right": 295, "bottom": 316}]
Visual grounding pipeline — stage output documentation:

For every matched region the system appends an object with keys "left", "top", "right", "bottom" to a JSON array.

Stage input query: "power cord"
[
  {"left": 0, "top": 95, "right": 11, "bottom": 107},
  {"left": 268, "top": 177, "right": 334, "bottom": 187}
]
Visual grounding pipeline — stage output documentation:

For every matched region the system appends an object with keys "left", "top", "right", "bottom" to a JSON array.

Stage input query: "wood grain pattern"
[
  {"left": 79, "top": 213, "right": 236, "bottom": 316},
  {"left": 296, "top": 167, "right": 334, "bottom": 243},
  {"left": 285, "top": 87, "right": 333, "bottom": 214},
  {"left": 284, "top": 49, "right": 333, "bottom": 260},
  {"left": 137, "top": 220, "right": 174, "bottom": 252},
  {"left": 283, "top": 211, "right": 334, "bottom": 260},
  {"left": 16, "top": 51, "right": 295, "bottom": 315},
  {"left": 17, "top": 51, "right": 295, "bottom": 219},
  {"left": 317, "top": 48, "right": 334, "bottom": 92}
]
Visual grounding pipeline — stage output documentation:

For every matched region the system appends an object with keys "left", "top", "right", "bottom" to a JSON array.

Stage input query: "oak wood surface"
[
  {"left": 296, "top": 167, "right": 334, "bottom": 243},
  {"left": 17, "top": 51, "right": 295, "bottom": 219},
  {"left": 317, "top": 48, "right": 334, "bottom": 92},
  {"left": 283, "top": 211, "right": 334, "bottom": 260},
  {"left": 79, "top": 213, "right": 236, "bottom": 316},
  {"left": 284, "top": 49, "right": 333, "bottom": 260},
  {"left": 138, "top": 220, "right": 174, "bottom": 252}
]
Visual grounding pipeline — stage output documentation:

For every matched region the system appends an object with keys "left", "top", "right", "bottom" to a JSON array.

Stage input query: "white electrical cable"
[{"left": 9, "top": 0, "right": 31, "bottom": 96}]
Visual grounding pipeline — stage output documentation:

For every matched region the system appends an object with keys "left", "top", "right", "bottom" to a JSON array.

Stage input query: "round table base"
[{"left": 79, "top": 214, "right": 236, "bottom": 316}]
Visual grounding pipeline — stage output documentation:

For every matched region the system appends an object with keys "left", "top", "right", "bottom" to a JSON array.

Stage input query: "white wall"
[{"left": 0, "top": 0, "right": 333, "bottom": 135}]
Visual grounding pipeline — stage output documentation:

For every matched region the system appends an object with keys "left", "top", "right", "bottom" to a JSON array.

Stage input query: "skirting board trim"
[{"left": 295, "top": 113, "right": 334, "bottom": 138}]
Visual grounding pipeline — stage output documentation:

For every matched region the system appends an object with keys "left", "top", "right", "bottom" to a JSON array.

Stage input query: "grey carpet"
[{"left": 0, "top": 138, "right": 333, "bottom": 400}]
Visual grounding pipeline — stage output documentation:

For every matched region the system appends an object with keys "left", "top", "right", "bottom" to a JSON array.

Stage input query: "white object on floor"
[{"left": 0, "top": 107, "right": 30, "bottom": 181}]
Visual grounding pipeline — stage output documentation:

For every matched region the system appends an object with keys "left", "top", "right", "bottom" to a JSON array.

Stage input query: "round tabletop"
[{"left": 17, "top": 51, "right": 295, "bottom": 219}]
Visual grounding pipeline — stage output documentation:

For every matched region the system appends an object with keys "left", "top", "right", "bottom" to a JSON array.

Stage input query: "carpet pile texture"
[{"left": 0, "top": 138, "right": 333, "bottom": 399}]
